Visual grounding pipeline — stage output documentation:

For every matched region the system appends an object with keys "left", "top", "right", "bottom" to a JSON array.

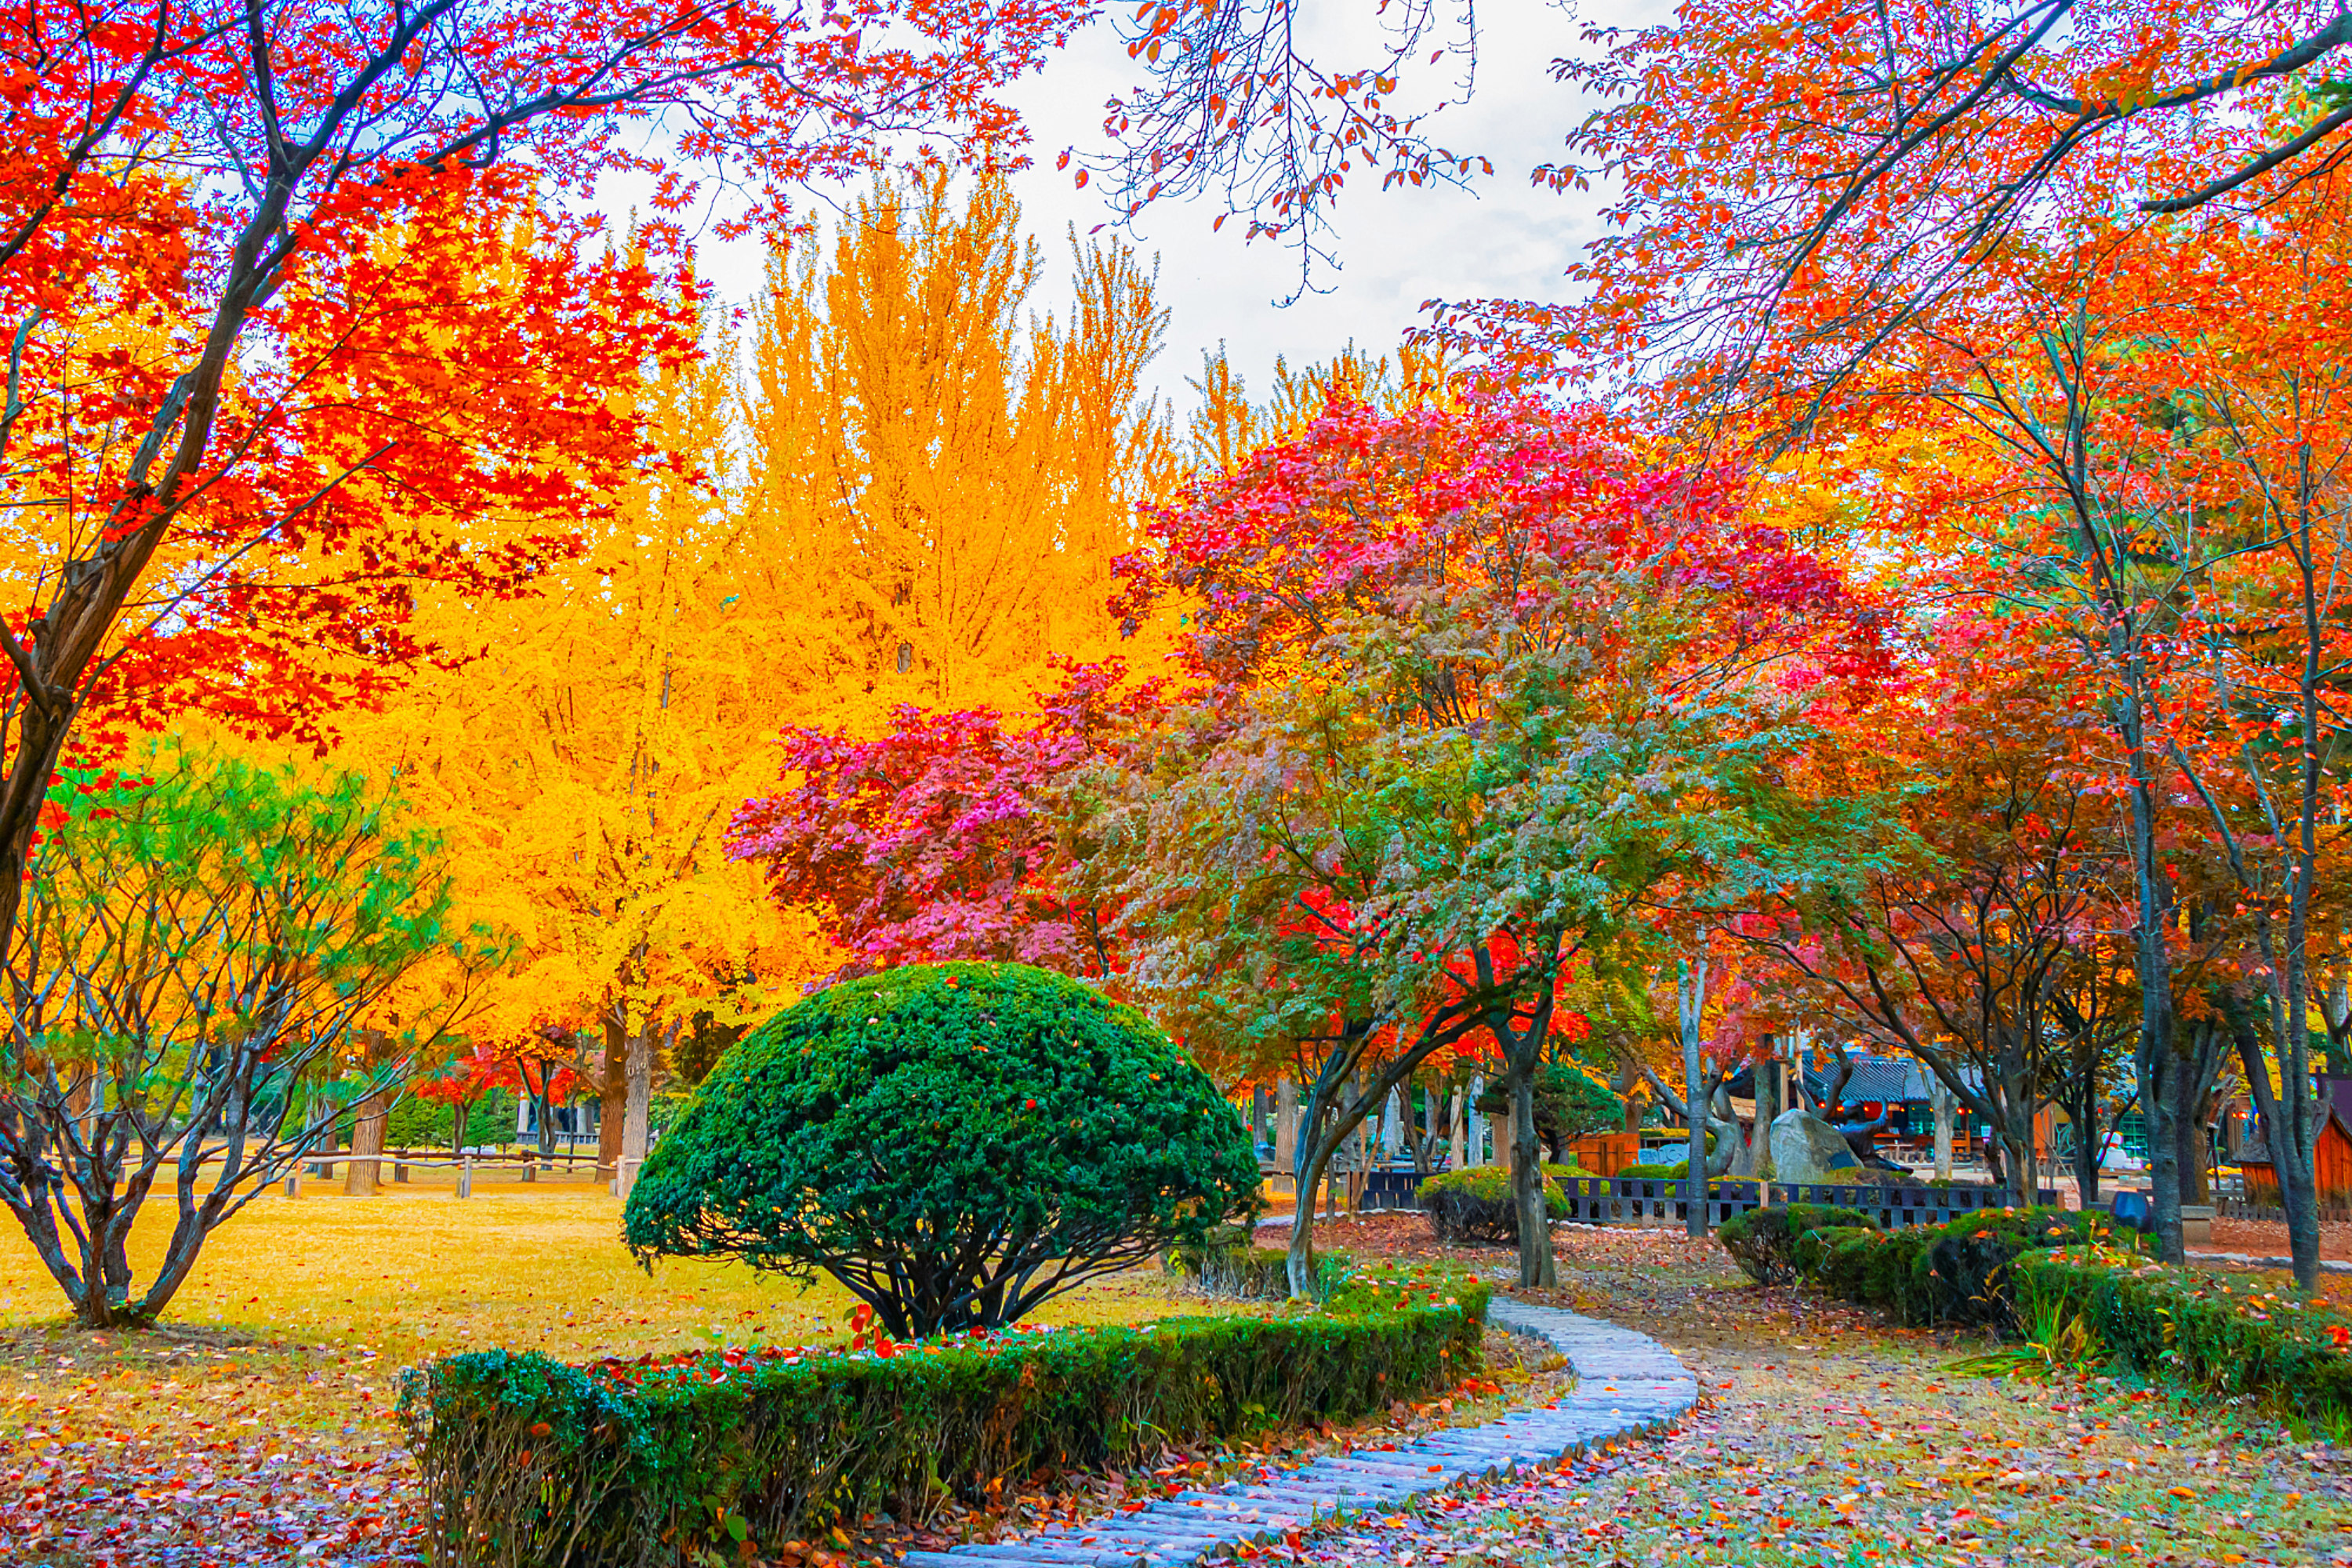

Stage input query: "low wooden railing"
[
  {"left": 282, "top": 1147, "right": 646, "bottom": 1198},
  {"left": 1552, "top": 1175, "right": 2058, "bottom": 1229}
]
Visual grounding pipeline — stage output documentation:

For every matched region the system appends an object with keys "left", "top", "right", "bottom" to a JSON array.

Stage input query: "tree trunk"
[
  {"left": 2002, "top": 1084, "right": 2034, "bottom": 1207},
  {"left": 1749, "top": 1047, "right": 1781, "bottom": 1180},
  {"left": 451, "top": 1100, "right": 471, "bottom": 1157},
  {"left": 2140, "top": 1047, "right": 2184, "bottom": 1263},
  {"left": 1510, "top": 1062, "right": 1555, "bottom": 1287},
  {"left": 1275, "top": 1077, "right": 1298, "bottom": 1204},
  {"left": 598, "top": 1007, "right": 626, "bottom": 1181},
  {"left": 1450, "top": 1083, "right": 1468, "bottom": 1167},
  {"left": 1932, "top": 1080, "right": 1955, "bottom": 1181},
  {"left": 1681, "top": 956, "right": 1711, "bottom": 1240},
  {"left": 620, "top": 1024, "right": 655, "bottom": 1198},
  {"left": 2071, "top": 1098, "right": 2101, "bottom": 1206},
  {"left": 2225, "top": 989, "right": 2320, "bottom": 1289},
  {"left": 343, "top": 1091, "right": 390, "bottom": 1196}
]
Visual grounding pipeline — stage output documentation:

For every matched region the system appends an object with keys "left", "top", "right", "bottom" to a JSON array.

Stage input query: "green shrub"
[
  {"left": 2013, "top": 1248, "right": 2352, "bottom": 1424},
  {"left": 1910, "top": 1209, "right": 2110, "bottom": 1328},
  {"left": 1420, "top": 1162, "right": 1588, "bottom": 1243},
  {"left": 1166, "top": 1226, "right": 1355, "bottom": 1301},
  {"left": 1806, "top": 1228, "right": 1887, "bottom": 1302},
  {"left": 1717, "top": 1204, "right": 1878, "bottom": 1286},
  {"left": 624, "top": 962, "right": 1261, "bottom": 1337},
  {"left": 1772, "top": 1205, "right": 2130, "bottom": 1328},
  {"left": 401, "top": 1276, "right": 1490, "bottom": 1568},
  {"left": 1616, "top": 1160, "right": 1690, "bottom": 1179}
]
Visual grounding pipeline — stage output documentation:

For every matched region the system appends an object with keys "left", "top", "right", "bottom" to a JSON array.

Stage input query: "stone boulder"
[{"left": 1768, "top": 1109, "right": 1864, "bottom": 1184}]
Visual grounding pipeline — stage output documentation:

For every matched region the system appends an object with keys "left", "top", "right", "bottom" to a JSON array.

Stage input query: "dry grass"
[{"left": 0, "top": 1182, "right": 1254, "bottom": 1363}]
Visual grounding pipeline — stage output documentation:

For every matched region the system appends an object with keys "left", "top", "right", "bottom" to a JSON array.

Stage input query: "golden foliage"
[{"left": 742, "top": 170, "right": 1174, "bottom": 715}]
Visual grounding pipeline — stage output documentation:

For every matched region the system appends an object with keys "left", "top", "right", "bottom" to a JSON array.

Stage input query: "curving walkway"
[{"left": 903, "top": 1300, "right": 1697, "bottom": 1568}]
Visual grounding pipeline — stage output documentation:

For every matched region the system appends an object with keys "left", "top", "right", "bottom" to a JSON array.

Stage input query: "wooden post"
[
  {"left": 283, "top": 1173, "right": 300, "bottom": 1197},
  {"left": 457, "top": 1156, "right": 474, "bottom": 1199}
]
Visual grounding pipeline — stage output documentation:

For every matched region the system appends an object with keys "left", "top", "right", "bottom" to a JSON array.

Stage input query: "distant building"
[{"left": 2238, "top": 1076, "right": 2352, "bottom": 1214}]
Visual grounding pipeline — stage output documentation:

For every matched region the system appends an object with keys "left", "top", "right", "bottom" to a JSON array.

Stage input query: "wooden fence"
[
  {"left": 1555, "top": 1175, "right": 2057, "bottom": 1229},
  {"left": 1335, "top": 1167, "right": 2053, "bottom": 1226},
  {"left": 283, "top": 1148, "right": 644, "bottom": 1198}
]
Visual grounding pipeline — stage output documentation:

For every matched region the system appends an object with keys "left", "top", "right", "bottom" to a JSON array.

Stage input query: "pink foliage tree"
[{"left": 726, "top": 659, "right": 1160, "bottom": 985}]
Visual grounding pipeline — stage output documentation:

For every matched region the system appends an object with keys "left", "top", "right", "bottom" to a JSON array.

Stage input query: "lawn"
[{"left": 0, "top": 1183, "right": 1263, "bottom": 1566}]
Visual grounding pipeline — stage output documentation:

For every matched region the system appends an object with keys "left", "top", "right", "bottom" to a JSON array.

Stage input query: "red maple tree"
[{"left": 0, "top": 0, "right": 1091, "bottom": 946}]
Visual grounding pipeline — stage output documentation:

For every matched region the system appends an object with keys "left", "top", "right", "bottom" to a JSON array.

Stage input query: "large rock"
[{"left": 1768, "top": 1109, "right": 1864, "bottom": 1184}]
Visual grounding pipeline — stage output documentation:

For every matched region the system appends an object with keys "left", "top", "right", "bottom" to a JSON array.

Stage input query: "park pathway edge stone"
[{"left": 900, "top": 1299, "right": 1697, "bottom": 1568}]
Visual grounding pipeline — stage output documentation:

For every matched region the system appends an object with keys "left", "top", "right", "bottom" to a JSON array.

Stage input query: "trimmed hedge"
[
  {"left": 1727, "top": 1204, "right": 2126, "bottom": 1327},
  {"left": 1421, "top": 1162, "right": 1589, "bottom": 1243},
  {"left": 400, "top": 1272, "right": 1490, "bottom": 1568},
  {"left": 2014, "top": 1248, "right": 2352, "bottom": 1423},
  {"left": 1716, "top": 1204, "right": 1878, "bottom": 1287}
]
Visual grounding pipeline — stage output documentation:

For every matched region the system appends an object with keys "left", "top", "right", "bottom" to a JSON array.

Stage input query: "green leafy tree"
[
  {"left": 0, "top": 742, "right": 501, "bottom": 1327},
  {"left": 623, "top": 962, "right": 1261, "bottom": 1337}
]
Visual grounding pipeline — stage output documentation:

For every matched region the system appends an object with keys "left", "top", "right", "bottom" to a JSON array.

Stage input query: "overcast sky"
[{"left": 685, "top": 0, "right": 1668, "bottom": 411}]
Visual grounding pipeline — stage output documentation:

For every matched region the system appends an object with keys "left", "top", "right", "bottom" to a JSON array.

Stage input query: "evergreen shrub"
[{"left": 623, "top": 962, "right": 1261, "bottom": 1336}]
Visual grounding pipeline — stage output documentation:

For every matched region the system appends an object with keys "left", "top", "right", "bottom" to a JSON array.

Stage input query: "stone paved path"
[{"left": 903, "top": 1300, "right": 1697, "bottom": 1568}]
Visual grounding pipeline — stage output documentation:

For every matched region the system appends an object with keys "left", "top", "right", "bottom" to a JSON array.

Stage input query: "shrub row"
[
  {"left": 1720, "top": 1204, "right": 2126, "bottom": 1327},
  {"left": 2013, "top": 1248, "right": 2352, "bottom": 1424},
  {"left": 399, "top": 1271, "right": 1490, "bottom": 1568},
  {"left": 1419, "top": 1163, "right": 1588, "bottom": 1243}
]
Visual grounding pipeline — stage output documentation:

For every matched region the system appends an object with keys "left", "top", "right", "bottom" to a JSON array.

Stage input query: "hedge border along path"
[{"left": 904, "top": 1301, "right": 1695, "bottom": 1568}]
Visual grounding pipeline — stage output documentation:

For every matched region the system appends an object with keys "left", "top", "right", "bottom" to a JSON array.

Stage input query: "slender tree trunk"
[
  {"left": 2071, "top": 1095, "right": 2101, "bottom": 1206},
  {"left": 1510, "top": 1058, "right": 1555, "bottom": 1287},
  {"left": 1933, "top": 1080, "right": 1955, "bottom": 1181},
  {"left": 1275, "top": 1077, "right": 1298, "bottom": 1203},
  {"left": 621, "top": 1024, "right": 655, "bottom": 1196},
  {"left": 2127, "top": 764, "right": 2186, "bottom": 1261},
  {"left": 1681, "top": 955, "right": 1711, "bottom": 1239},
  {"left": 598, "top": 1007, "right": 626, "bottom": 1182},
  {"left": 2140, "top": 1046, "right": 2184, "bottom": 1263},
  {"left": 2177, "top": 1097, "right": 2209, "bottom": 1209},
  {"left": 1749, "top": 1044, "right": 1780, "bottom": 1181}
]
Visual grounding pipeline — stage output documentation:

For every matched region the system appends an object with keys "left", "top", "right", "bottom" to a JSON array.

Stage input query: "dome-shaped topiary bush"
[{"left": 623, "top": 962, "right": 1262, "bottom": 1337}]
